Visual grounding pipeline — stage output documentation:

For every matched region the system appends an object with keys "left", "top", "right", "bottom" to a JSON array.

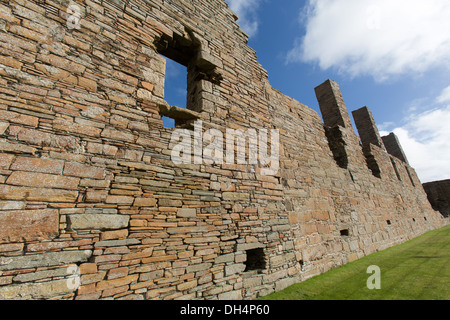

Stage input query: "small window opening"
[
  {"left": 154, "top": 33, "right": 196, "bottom": 129},
  {"left": 386, "top": 220, "right": 391, "bottom": 225},
  {"left": 424, "top": 217, "right": 427, "bottom": 221},
  {"left": 299, "top": 260, "right": 304, "bottom": 271},
  {"left": 245, "top": 248, "right": 265, "bottom": 271},
  {"left": 340, "top": 229, "right": 349, "bottom": 236},
  {"left": 154, "top": 32, "right": 221, "bottom": 130},
  {"left": 413, "top": 218, "right": 416, "bottom": 222}
]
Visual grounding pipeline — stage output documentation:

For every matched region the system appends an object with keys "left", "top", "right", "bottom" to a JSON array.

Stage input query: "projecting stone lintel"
[{"left": 159, "top": 103, "right": 200, "bottom": 121}]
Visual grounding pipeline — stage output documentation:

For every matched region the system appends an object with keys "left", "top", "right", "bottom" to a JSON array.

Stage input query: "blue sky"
[{"left": 164, "top": 0, "right": 450, "bottom": 183}]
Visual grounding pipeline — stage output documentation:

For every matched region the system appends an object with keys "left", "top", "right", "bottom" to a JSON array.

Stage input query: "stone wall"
[
  {"left": 0, "top": 0, "right": 446, "bottom": 300},
  {"left": 423, "top": 180, "right": 450, "bottom": 218}
]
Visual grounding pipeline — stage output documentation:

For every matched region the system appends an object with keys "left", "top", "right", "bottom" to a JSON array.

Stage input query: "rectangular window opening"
[
  {"left": 340, "top": 229, "right": 349, "bottom": 236},
  {"left": 154, "top": 33, "right": 221, "bottom": 130},
  {"left": 245, "top": 248, "right": 266, "bottom": 272},
  {"left": 160, "top": 56, "right": 188, "bottom": 129},
  {"left": 386, "top": 220, "right": 391, "bottom": 225}
]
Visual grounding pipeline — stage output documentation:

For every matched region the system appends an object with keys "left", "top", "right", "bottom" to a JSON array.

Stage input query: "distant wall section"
[{"left": 423, "top": 180, "right": 450, "bottom": 218}]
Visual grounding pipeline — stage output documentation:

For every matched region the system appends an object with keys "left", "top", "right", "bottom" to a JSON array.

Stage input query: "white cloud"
[
  {"left": 226, "top": 0, "right": 262, "bottom": 37},
  {"left": 288, "top": 0, "right": 450, "bottom": 80},
  {"left": 437, "top": 86, "right": 450, "bottom": 104},
  {"left": 380, "top": 102, "right": 450, "bottom": 183}
]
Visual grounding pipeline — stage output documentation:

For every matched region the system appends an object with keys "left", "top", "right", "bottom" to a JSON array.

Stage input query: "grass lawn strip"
[{"left": 260, "top": 225, "right": 450, "bottom": 300}]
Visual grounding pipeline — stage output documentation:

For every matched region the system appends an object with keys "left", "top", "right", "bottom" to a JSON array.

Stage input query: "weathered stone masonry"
[
  {"left": 0, "top": 0, "right": 447, "bottom": 300},
  {"left": 423, "top": 180, "right": 450, "bottom": 218}
]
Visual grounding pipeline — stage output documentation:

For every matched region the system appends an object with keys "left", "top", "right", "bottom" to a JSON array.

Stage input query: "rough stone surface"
[
  {"left": 0, "top": 251, "right": 92, "bottom": 271},
  {"left": 0, "top": 279, "right": 77, "bottom": 300},
  {"left": 0, "top": 209, "right": 59, "bottom": 242},
  {"left": 382, "top": 132, "right": 409, "bottom": 164},
  {"left": 68, "top": 214, "right": 130, "bottom": 230},
  {"left": 0, "top": 0, "right": 447, "bottom": 301},
  {"left": 352, "top": 106, "right": 385, "bottom": 149}
]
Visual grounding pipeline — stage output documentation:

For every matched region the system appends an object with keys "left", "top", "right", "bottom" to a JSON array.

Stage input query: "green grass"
[{"left": 261, "top": 225, "right": 450, "bottom": 300}]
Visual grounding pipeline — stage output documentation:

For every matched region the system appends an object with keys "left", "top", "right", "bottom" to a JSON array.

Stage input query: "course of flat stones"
[{"left": 0, "top": 0, "right": 447, "bottom": 300}]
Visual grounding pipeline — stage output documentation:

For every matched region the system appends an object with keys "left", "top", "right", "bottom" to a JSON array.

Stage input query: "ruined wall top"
[
  {"left": 0, "top": 0, "right": 446, "bottom": 301},
  {"left": 314, "top": 80, "right": 354, "bottom": 129}
]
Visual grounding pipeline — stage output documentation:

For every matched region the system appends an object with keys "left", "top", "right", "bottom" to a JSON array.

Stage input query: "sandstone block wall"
[
  {"left": 423, "top": 180, "right": 450, "bottom": 218},
  {"left": 0, "top": 0, "right": 447, "bottom": 300}
]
